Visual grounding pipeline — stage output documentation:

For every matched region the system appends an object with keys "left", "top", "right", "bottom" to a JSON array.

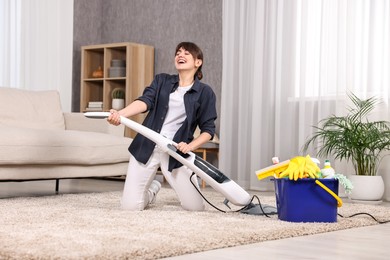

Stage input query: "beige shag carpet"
[{"left": 0, "top": 187, "right": 389, "bottom": 259}]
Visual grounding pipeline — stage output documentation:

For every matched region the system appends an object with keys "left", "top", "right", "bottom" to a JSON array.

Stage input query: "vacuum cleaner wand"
[{"left": 84, "top": 112, "right": 252, "bottom": 207}]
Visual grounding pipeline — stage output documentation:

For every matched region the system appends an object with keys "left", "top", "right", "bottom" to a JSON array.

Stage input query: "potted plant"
[
  {"left": 303, "top": 93, "right": 390, "bottom": 202},
  {"left": 111, "top": 88, "right": 125, "bottom": 110}
]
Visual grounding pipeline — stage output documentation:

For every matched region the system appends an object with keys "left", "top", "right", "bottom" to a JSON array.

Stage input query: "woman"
[{"left": 107, "top": 42, "right": 217, "bottom": 211}]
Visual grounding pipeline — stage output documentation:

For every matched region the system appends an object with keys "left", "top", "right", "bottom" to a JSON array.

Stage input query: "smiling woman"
[
  {"left": 175, "top": 42, "right": 204, "bottom": 83},
  {"left": 106, "top": 42, "right": 218, "bottom": 212}
]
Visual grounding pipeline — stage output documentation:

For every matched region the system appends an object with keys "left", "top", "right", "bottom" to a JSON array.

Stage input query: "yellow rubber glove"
[
  {"left": 304, "top": 155, "right": 320, "bottom": 179},
  {"left": 279, "top": 155, "right": 320, "bottom": 181},
  {"left": 279, "top": 156, "right": 306, "bottom": 180}
]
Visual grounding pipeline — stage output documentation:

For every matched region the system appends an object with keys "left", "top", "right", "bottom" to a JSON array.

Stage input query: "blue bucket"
[{"left": 274, "top": 178, "right": 339, "bottom": 223}]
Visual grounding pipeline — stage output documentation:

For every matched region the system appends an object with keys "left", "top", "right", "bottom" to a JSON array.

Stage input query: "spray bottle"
[{"left": 321, "top": 160, "right": 335, "bottom": 179}]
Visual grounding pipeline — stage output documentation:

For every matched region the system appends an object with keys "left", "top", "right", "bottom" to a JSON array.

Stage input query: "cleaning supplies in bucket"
[
  {"left": 319, "top": 160, "right": 354, "bottom": 194},
  {"left": 256, "top": 156, "right": 350, "bottom": 222},
  {"left": 321, "top": 160, "right": 335, "bottom": 178}
]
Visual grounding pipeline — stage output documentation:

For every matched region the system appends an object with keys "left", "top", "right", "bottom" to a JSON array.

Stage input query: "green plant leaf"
[{"left": 302, "top": 92, "right": 390, "bottom": 176}]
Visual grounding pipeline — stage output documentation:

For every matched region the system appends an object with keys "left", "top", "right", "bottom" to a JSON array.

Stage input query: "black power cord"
[
  {"left": 188, "top": 174, "right": 389, "bottom": 223},
  {"left": 338, "top": 212, "right": 390, "bottom": 224},
  {"left": 189, "top": 173, "right": 274, "bottom": 218}
]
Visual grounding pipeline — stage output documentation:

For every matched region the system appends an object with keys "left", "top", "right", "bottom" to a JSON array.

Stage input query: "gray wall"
[{"left": 72, "top": 0, "right": 223, "bottom": 132}]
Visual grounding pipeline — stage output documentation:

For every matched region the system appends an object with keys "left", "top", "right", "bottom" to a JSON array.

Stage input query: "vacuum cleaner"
[{"left": 84, "top": 112, "right": 276, "bottom": 216}]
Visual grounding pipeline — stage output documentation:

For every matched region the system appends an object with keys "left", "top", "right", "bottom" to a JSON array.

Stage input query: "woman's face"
[{"left": 175, "top": 47, "right": 202, "bottom": 72}]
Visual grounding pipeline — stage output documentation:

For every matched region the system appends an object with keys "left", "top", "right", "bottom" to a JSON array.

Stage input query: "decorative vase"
[
  {"left": 112, "top": 99, "right": 125, "bottom": 110},
  {"left": 348, "top": 175, "right": 385, "bottom": 204},
  {"left": 92, "top": 66, "right": 103, "bottom": 78}
]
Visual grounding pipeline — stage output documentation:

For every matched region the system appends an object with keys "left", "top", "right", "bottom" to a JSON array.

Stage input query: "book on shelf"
[
  {"left": 85, "top": 107, "right": 103, "bottom": 111},
  {"left": 88, "top": 101, "right": 103, "bottom": 108}
]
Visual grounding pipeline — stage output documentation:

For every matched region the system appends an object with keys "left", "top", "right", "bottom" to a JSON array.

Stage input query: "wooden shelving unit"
[{"left": 80, "top": 42, "right": 154, "bottom": 138}]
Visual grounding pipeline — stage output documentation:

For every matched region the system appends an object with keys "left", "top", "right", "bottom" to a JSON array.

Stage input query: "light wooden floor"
[{"left": 1, "top": 178, "right": 389, "bottom": 260}]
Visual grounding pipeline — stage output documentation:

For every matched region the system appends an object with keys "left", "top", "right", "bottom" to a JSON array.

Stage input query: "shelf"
[
  {"left": 84, "top": 78, "right": 104, "bottom": 81},
  {"left": 105, "top": 77, "right": 126, "bottom": 81},
  {"left": 80, "top": 42, "right": 154, "bottom": 138}
]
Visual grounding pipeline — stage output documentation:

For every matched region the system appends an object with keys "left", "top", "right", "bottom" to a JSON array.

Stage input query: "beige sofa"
[{"left": 0, "top": 87, "right": 132, "bottom": 191}]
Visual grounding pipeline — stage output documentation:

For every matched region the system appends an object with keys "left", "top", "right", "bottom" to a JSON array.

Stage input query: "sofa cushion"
[
  {"left": 0, "top": 125, "right": 131, "bottom": 165},
  {"left": 0, "top": 87, "right": 65, "bottom": 130}
]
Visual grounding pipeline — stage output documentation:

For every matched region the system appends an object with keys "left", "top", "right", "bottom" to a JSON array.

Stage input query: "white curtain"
[
  {"left": 221, "top": 0, "right": 390, "bottom": 191},
  {"left": 0, "top": 0, "right": 21, "bottom": 87},
  {"left": 0, "top": 0, "right": 74, "bottom": 112}
]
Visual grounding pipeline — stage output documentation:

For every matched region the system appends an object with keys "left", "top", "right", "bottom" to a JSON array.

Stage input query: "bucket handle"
[{"left": 315, "top": 180, "right": 343, "bottom": 207}]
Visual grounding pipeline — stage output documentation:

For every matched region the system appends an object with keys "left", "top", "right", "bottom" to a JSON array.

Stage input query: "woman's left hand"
[{"left": 175, "top": 142, "right": 194, "bottom": 154}]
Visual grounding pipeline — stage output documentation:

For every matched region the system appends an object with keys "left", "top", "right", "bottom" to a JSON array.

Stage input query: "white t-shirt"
[{"left": 160, "top": 84, "right": 193, "bottom": 140}]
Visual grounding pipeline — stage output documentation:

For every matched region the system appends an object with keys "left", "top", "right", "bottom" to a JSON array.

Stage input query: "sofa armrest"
[{"left": 64, "top": 112, "right": 125, "bottom": 137}]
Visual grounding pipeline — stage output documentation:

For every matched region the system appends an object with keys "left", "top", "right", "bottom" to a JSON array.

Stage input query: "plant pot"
[
  {"left": 348, "top": 175, "right": 385, "bottom": 204},
  {"left": 112, "top": 99, "right": 125, "bottom": 110}
]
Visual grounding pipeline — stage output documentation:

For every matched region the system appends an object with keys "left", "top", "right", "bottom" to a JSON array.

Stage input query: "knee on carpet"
[{"left": 121, "top": 199, "right": 146, "bottom": 211}]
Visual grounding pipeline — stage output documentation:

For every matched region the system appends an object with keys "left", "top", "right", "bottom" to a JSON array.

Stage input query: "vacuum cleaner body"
[{"left": 84, "top": 112, "right": 252, "bottom": 207}]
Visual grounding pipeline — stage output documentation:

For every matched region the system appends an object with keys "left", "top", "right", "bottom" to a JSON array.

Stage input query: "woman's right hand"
[{"left": 107, "top": 109, "right": 121, "bottom": 126}]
